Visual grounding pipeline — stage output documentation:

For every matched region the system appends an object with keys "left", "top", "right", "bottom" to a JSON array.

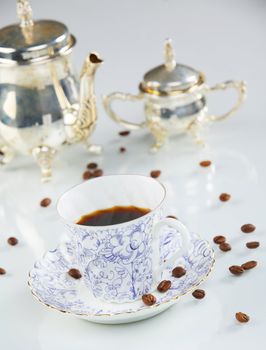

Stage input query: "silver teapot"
[
  {"left": 0, "top": 0, "right": 102, "bottom": 181},
  {"left": 104, "top": 39, "right": 247, "bottom": 152}
]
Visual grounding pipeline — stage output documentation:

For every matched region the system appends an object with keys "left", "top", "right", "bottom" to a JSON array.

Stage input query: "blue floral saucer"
[{"left": 28, "top": 232, "right": 214, "bottom": 324}]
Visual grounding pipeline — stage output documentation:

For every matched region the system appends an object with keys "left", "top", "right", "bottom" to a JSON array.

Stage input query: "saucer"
[{"left": 28, "top": 232, "right": 214, "bottom": 324}]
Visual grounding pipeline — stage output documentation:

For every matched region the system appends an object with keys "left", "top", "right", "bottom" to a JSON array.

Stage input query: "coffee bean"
[
  {"left": 219, "top": 242, "right": 231, "bottom": 252},
  {"left": 241, "top": 260, "right": 257, "bottom": 270},
  {"left": 40, "top": 197, "right": 51, "bottom": 207},
  {"left": 0, "top": 267, "right": 6, "bottom": 275},
  {"left": 150, "top": 170, "right": 161, "bottom": 178},
  {"left": 142, "top": 294, "right": 156, "bottom": 306},
  {"left": 219, "top": 193, "right": 231, "bottom": 202},
  {"left": 87, "top": 162, "right": 98, "bottom": 169},
  {"left": 119, "top": 130, "right": 130, "bottom": 136},
  {"left": 92, "top": 169, "right": 103, "bottom": 177},
  {"left": 241, "top": 224, "right": 256, "bottom": 233},
  {"left": 199, "top": 160, "right": 212, "bottom": 167},
  {"left": 246, "top": 241, "right": 260, "bottom": 249},
  {"left": 192, "top": 289, "right": 205, "bottom": 299},
  {"left": 7, "top": 237, "right": 18, "bottom": 246},
  {"left": 229, "top": 265, "right": 244, "bottom": 276},
  {"left": 157, "top": 280, "right": 171, "bottom": 293},
  {"left": 119, "top": 147, "right": 126, "bottom": 153},
  {"left": 213, "top": 235, "right": 226, "bottom": 244},
  {"left": 83, "top": 170, "right": 92, "bottom": 180},
  {"left": 68, "top": 268, "right": 82, "bottom": 279},
  {"left": 235, "top": 312, "right": 250, "bottom": 323},
  {"left": 172, "top": 266, "right": 186, "bottom": 278},
  {"left": 167, "top": 215, "right": 178, "bottom": 219}
]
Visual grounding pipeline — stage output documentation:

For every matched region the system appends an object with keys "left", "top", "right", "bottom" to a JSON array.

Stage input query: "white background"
[{"left": 0, "top": 0, "right": 266, "bottom": 349}]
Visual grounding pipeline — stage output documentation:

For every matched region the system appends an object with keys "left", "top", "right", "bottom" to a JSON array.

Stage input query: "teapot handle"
[
  {"left": 103, "top": 92, "right": 146, "bottom": 130},
  {"left": 204, "top": 80, "right": 247, "bottom": 122}
]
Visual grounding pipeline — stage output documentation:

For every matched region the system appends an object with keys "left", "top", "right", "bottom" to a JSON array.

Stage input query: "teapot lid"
[
  {"left": 139, "top": 39, "right": 205, "bottom": 96},
  {"left": 0, "top": 0, "right": 75, "bottom": 65}
]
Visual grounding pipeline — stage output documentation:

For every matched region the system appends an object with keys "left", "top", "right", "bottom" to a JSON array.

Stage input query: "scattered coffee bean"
[
  {"left": 87, "top": 162, "right": 98, "bottom": 169},
  {"left": 192, "top": 289, "right": 205, "bottom": 299},
  {"left": 83, "top": 170, "right": 92, "bottom": 180},
  {"left": 199, "top": 160, "right": 212, "bottom": 167},
  {"left": 119, "top": 147, "right": 126, "bottom": 153},
  {"left": 68, "top": 268, "right": 82, "bottom": 279},
  {"left": 241, "top": 224, "right": 256, "bottom": 233},
  {"left": 246, "top": 241, "right": 260, "bottom": 249},
  {"left": 0, "top": 150, "right": 4, "bottom": 156},
  {"left": 157, "top": 280, "right": 172, "bottom": 293},
  {"left": 219, "top": 242, "right": 231, "bottom": 252},
  {"left": 119, "top": 130, "right": 130, "bottom": 136},
  {"left": 40, "top": 197, "right": 51, "bottom": 207},
  {"left": 229, "top": 265, "right": 244, "bottom": 276},
  {"left": 172, "top": 266, "right": 186, "bottom": 278},
  {"left": 150, "top": 170, "right": 161, "bottom": 178},
  {"left": 213, "top": 235, "right": 226, "bottom": 244},
  {"left": 167, "top": 215, "right": 178, "bottom": 219},
  {"left": 0, "top": 267, "right": 6, "bottom": 275},
  {"left": 93, "top": 169, "right": 103, "bottom": 177},
  {"left": 235, "top": 312, "right": 250, "bottom": 323},
  {"left": 7, "top": 236, "right": 18, "bottom": 246},
  {"left": 219, "top": 193, "right": 231, "bottom": 202},
  {"left": 142, "top": 294, "right": 156, "bottom": 306},
  {"left": 241, "top": 260, "right": 257, "bottom": 270}
]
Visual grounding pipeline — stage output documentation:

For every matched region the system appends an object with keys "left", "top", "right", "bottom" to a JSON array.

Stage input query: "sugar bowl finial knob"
[
  {"left": 164, "top": 38, "right": 176, "bottom": 72},
  {"left": 17, "top": 0, "right": 34, "bottom": 44},
  {"left": 17, "top": 0, "right": 33, "bottom": 28}
]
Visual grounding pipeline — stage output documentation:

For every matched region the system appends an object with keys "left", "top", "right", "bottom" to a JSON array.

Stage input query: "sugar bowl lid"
[
  {"left": 139, "top": 39, "right": 205, "bottom": 96},
  {"left": 0, "top": 0, "right": 75, "bottom": 65}
]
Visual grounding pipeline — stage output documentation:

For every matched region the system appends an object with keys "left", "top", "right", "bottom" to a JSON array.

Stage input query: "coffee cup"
[{"left": 57, "top": 174, "right": 191, "bottom": 303}]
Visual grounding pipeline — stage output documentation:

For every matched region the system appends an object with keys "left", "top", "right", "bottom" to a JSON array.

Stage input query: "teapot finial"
[
  {"left": 17, "top": 0, "right": 34, "bottom": 43},
  {"left": 164, "top": 38, "right": 176, "bottom": 72}
]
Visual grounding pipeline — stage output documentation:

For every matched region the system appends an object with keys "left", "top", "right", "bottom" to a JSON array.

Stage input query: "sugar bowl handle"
[
  {"left": 103, "top": 92, "right": 146, "bottom": 130},
  {"left": 204, "top": 80, "right": 247, "bottom": 122}
]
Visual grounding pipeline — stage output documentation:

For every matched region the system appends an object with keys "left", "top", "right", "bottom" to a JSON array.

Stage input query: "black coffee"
[{"left": 76, "top": 205, "right": 150, "bottom": 226}]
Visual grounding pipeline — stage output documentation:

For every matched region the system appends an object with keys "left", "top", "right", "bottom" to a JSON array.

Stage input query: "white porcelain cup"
[{"left": 57, "top": 174, "right": 191, "bottom": 303}]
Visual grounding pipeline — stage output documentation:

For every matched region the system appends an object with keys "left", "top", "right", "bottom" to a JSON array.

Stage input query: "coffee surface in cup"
[{"left": 76, "top": 205, "right": 151, "bottom": 226}]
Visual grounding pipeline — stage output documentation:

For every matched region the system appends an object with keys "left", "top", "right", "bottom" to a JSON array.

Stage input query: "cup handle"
[
  {"left": 103, "top": 92, "right": 146, "bottom": 130},
  {"left": 203, "top": 80, "right": 247, "bottom": 122},
  {"left": 152, "top": 218, "right": 191, "bottom": 282}
]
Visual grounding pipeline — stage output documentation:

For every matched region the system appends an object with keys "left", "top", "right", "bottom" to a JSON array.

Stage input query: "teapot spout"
[
  {"left": 80, "top": 53, "right": 103, "bottom": 79},
  {"left": 52, "top": 52, "right": 103, "bottom": 145},
  {"left": 79, "top": 52, "right": 103, "bottom": 104},
  {"left": 59, "top": 52, "right": 103, "bottom": 145},
  {"left": 71, "top": 52, "right": 103, "bottom": 143}
]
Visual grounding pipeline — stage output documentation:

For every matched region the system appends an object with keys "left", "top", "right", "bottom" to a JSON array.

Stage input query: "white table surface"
[{"left": 1, "top": 0, "right": 266, "bottom": 349}]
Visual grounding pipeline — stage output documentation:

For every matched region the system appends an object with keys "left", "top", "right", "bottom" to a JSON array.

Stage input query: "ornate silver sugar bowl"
[
  {"left": 0, "top": 0, "right": 102, "bottom": 181},
  {"left": 104, "top": 39, "right": 247, "bottom": 152}
]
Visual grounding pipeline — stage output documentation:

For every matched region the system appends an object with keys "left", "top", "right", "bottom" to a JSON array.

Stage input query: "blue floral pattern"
[
  {"left": 64, "top": 211, "right": 159, "bottom": 302},
  {"left": 28, "top": 232, "right": 215, "bottom": 317}
]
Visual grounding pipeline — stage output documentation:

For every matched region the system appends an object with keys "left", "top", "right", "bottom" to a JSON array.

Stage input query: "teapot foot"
[
  {"left": 85, "top": 143, "right": 102, "bottom": 155},
  {"left": 32, "top": 145, "right": 57, "bottom": 182},
  {"left": 0, "top": 145, "right": 15, "bottom": 165}
]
